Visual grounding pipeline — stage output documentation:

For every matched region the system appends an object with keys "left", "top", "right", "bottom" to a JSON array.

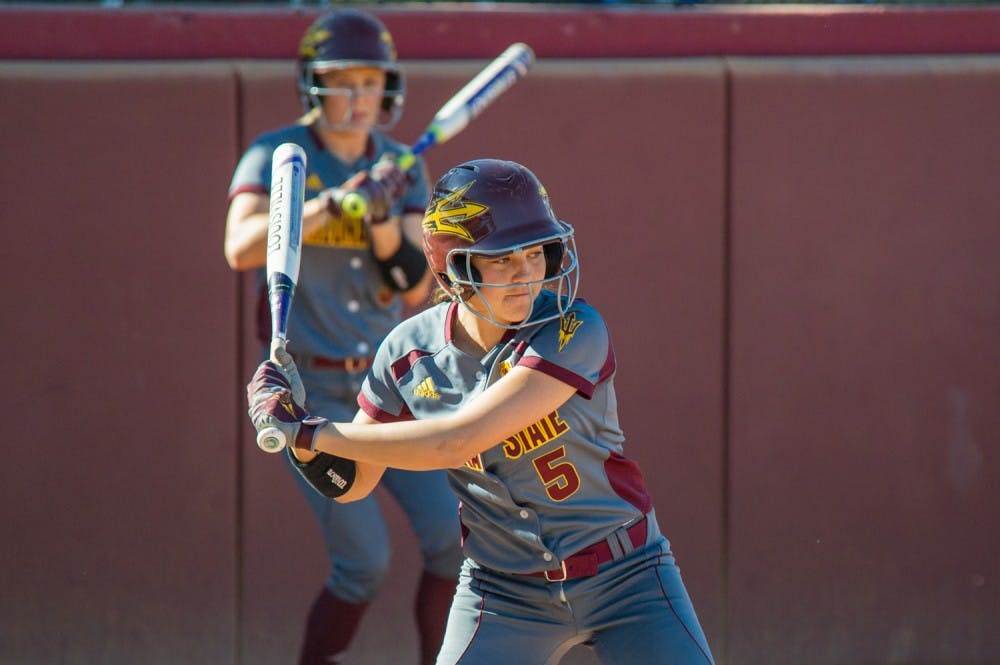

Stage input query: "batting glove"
[
  {"left": 321, "top": 171, "right": 367, "bottom": 220},
  {"left": 247, "top": 356, "right": 326, "bottom": 451},
  {"left": 370, "top": 154, "right": 411, "bottom": 201},
  {"left": 271, "top": 342, "right": 305, "bottom": 405},
  {"left": 355, "top": 155, "right": 412, "bottom": 225}
]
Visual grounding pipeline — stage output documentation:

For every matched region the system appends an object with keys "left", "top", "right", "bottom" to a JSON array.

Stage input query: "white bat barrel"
[
  {"left": 266, "top": 143, "right": 307, "bottom": 347},
  {"left": 423, "top": 42, "right": 535, "bottom": 151}
]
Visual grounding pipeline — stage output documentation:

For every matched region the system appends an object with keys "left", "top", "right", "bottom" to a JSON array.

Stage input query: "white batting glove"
[{"left": 270, "top": 341, "right": 306, "bottom": 406}]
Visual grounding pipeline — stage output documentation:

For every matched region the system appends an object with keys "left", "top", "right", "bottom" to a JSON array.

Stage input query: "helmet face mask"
[
  {"left": 297, "top": 10, "right": 404, "bottom": 130},
  {"left": 445, "top": 237, "right": 579, "bottom": 329},
  {"left": 301, "top": 67, "right": 402, "bottom": 130},
  {"left": 423, "top": 159, "right": 580, "bottom": 329}
]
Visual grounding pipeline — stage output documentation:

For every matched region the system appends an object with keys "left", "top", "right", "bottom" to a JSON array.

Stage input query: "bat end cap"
[{"left": 256, "top": 427, "right": 288, "bottom": 453}]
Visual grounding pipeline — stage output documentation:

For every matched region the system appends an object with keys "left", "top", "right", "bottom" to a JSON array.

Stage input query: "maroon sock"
[
  {"left": 414, "top": 571, "right": 456, "bottom": 665},
  {"left": 298, "top": 587, "right": 368, "bottom": 665}
]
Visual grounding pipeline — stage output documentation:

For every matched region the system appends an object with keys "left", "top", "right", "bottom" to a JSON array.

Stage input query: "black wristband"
[
  {"left": 288, "top": 448, "right": 357, "bottom": 499},
  {"left": 375, "top": 236, "right": 427, "bottom": 292}
]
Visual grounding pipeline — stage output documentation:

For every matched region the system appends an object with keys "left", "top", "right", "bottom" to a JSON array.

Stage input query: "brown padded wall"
[
  {"left": 0, "top": 63, "right": 240, "bottom": 663},
  {"left": 727, "top": 56, "right": 1000, "bottom": 665},
  {"left": 233, "top": 60, "right": 728, "bottom": 665},
  {"left": 4, "top": 53, "right": 998, "bottom": 665}
]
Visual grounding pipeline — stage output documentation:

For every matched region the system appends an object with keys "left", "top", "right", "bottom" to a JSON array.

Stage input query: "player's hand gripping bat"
[
  {"left": 256, "top": 142, "right": 307, "bottom": 453},
  {"left": 337, "top": 42, "right": 535, "bottom": 220}
]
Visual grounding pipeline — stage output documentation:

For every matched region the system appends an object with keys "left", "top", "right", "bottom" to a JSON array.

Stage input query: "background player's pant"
[
  {"left": 288, "top": 460, "right": 464, "bottom": 601},
  {"left": 436, "top": 530, "right": 715, "bottom": 665},
  {"left": 288, "top": 365, "right": 465, "bottom": 664},
  {"left": 293, "top": 364, "right": 464, "bottom": 600}
]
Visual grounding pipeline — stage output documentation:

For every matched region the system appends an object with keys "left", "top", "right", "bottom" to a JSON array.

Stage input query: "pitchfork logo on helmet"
[
  {"left": 422, "top": 159, "right": 580, "bottom": 329},
  {"left": 422, "top": 183, "right": 489, "bottom": 242},
  {"left": 299, "top": 28, "right": 330, "bottom": 61}
]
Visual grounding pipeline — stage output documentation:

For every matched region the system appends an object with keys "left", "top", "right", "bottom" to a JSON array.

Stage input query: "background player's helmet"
[
  {"left": 296, "top": 10, "right": 404, "bottom": 130},
  {"left": 422, "top": 159, "right": 579, "bottom": 328}
]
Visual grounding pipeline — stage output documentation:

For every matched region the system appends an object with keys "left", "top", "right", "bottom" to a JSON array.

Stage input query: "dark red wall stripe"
[{"left": 2, "top": 5, "right": 1000, "bottom": 61}]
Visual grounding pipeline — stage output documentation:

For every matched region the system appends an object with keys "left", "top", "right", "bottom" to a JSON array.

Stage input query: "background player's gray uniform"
[
  {"left": 359, "top": 291, "right": 716, "bottom": 664},
  {"left": 231, "top": 123, "right": 426, "bottom": 364},
  {"left": 229, "top": 123, "right": 462, "bottom": 604}
]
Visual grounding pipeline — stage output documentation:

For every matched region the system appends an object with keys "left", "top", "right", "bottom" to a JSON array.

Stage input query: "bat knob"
[{"left": 256, "top": 427, "right": 287, "bottom": 453}]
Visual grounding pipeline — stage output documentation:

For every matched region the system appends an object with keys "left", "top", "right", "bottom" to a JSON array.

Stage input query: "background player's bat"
[
  {"left": 340, "top": 42, "right": 535, "bottom": 219},
  {"left": 256, "top": 142, "right": 307, "bottom": 453}
]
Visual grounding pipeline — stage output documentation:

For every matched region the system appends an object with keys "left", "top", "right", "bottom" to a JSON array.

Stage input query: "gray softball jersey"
[
  {"left": 228, "top": 123, "right": 430, "bottom": 360},
  {"left": 358, "top": 291, "right": 654, "bottom": 575}
]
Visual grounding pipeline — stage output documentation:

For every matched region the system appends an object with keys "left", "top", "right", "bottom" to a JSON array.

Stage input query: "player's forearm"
[
  {"left": 333, "top": 461, "right": 386, "bottom": 503},
  {"left": 366, "top": 218, "right": 404, "bottom": 260},
  {"left": 224, "top": 212, "right": 269, "bottom": 270},
  {"left": 311, "top": 415, "right": 482, "bottom": 471},
  {"left": 311, "top": 377, "right": 567, "bottom": 468},
  {"left": 400, "top": 270, "right": 433, "bottom": 307},
  {"left": 398, "top": 211, "right": 431, "bottom": 305},
  {"left": 306, "top": 369, "right": 575, "bottom": 471},
  {"left": 225, "top": 197, "right": 331, "bottom": 270},
  {"left": 370, "top": 214, "right": 430, "bottom": 298}
]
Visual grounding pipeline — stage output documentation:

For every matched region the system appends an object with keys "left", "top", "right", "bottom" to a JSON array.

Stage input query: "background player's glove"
[
  {"left": 321, "top": 171, "right": 366, "bottom": 220},
  {"left": 368, "top": 154, "right": 411, "bottom": 219},
  {"left": 344, "top": 154, "right": 412, "bottom": 225},
  {"left": 247, "top": 350, "right": 327, "bottom": 451},
  {"left": 321, "top": 159, "right": 409, "bottom": 225}
]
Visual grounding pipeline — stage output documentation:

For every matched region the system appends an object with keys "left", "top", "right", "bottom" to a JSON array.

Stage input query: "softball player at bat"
[
  {"left": 224, "top": 10, "right": 463, "bottom": 665},
  {"left": 247, "top": 159, "right": 716, "bottom": 664}
]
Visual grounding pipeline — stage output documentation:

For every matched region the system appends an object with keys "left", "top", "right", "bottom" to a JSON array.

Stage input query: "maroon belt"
[
  {"left": 529, "top": 516, "right": 649, "bottom": 582},
  {"left": 303, "top": 356, "right": 373, "bottom": 373}
]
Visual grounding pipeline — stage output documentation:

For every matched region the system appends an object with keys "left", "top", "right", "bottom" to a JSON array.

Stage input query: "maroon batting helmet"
[
  {"left": 297, "top": 10, "right": 404, "bottom": 129},
  {"left": 422, "top": 159, "right": 579, "bottom": 327}
]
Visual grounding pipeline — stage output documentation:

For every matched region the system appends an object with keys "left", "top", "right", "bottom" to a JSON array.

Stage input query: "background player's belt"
[
  {"left": 529, "top": 515, "right": 649, "bottom": 582},
  {"left": 303, "top": 355, "right": 374, "bottom": 373}
]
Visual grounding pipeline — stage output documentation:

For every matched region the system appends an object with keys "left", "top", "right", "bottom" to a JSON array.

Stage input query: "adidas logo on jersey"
[{"left": 413, "top": 377, "right": 440, "bottom": 399}]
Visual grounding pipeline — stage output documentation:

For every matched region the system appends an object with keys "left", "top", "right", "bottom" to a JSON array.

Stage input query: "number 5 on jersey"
[{"left": 533, "top": 446, "right": 581, "bottom": 501}]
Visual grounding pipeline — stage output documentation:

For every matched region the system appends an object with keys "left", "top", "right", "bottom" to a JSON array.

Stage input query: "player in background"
[
  {"left": 248, "top": 159, "right": 717, "bottom": 664},
  {"left": 224, "top": 10, "right": 463, "bottom": 665}
]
